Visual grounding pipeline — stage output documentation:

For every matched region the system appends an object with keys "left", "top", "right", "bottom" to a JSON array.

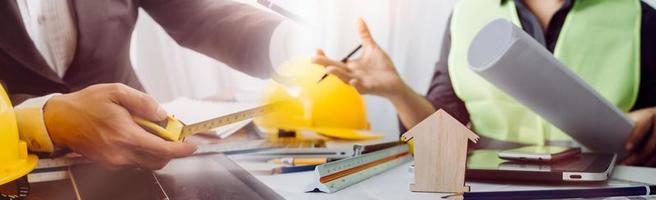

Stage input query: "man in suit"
[{"left": 1, "top": 0, "right": 293, "bottom": 169}]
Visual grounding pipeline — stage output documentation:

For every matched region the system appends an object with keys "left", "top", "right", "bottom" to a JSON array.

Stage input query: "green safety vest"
[{"left": 449, "top": 0, "right": 641, "bottom": 145}]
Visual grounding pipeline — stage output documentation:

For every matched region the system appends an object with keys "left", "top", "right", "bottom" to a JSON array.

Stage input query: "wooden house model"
[{"left": 401, "top": 109, "right": 479, "bottom": 193}]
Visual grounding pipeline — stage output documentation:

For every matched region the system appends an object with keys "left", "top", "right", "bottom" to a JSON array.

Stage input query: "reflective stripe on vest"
[{"left": 449, "top": 0, "right": 641, "bottom": 145}]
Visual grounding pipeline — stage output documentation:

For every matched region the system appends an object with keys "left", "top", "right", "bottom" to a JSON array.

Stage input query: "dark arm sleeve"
[
  {"left": 633, "top": 2, "right": 656, "bottom": 110},
  {"left": 139, "top": 0, "right": 284, "bottom": 78},
  {"left": 399, "top": 15, "right": 470, "bottom": 133},
  {"left": 1, "top": 80, "right": 35, "bottom": 105},
  {"left": 9, "top": 93, "right": 36, "bottom": 106}
]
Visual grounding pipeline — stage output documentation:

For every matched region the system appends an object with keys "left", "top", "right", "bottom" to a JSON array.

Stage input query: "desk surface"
[
  {"left": 250, "top": 161, "right": 656, "bottom": 200},
  {"left": 25, "top": 155, "right": 656, "bottom": 200},
  {"left": 22, "top": 129, "right": 656, "bottom": 200}
]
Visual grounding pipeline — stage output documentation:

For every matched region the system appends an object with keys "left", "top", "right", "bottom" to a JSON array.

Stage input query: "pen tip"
[{"left": 317, "top": 74, "right": 328, "bottom": 82}]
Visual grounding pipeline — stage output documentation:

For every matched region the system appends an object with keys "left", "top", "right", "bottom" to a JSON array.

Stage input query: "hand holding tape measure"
[{"left": 134, "top": 103, "right": 279, "bottom": 142}]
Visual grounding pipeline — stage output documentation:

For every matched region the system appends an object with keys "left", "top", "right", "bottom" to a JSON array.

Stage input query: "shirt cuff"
[{"left": 14, "top": 94, "right": 60, "bottom": 153}]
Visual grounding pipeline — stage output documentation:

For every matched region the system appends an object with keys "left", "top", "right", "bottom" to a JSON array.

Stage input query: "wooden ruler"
[{"left": 305, "top": 144, "right": 412, "bottom": 193}]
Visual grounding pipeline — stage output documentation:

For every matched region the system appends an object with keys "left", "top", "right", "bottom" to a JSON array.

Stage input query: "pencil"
[
  {"left": 318, "top": 44, "right": 363, "bottom": 82},
  {"left": 269, "top": 157, "right": 329, "bottom": 166},
  {"left": 456, "top": 185, "right": 656, "bottom": 200}
]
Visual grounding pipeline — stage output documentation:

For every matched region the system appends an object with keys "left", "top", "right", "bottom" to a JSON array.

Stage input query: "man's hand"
[
  {"left": 44, "top": 83, "right": 197, "bottom": 170},
  {"left": 623, "top": 107, "right": 656, "bottom": 166},
  {"left": 311, "top": 18, "right": 409, "bottom": 99}
]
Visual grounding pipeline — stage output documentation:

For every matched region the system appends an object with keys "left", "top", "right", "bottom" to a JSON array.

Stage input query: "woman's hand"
[
  {"left": 623, "top": 107, "right": 656, "bottom": 166},
  {"left": 311, "top": 18, "right": 408, "bottom": 99},
  {"left": 311, "top": 18, "right": 437, "bottom": 130}
]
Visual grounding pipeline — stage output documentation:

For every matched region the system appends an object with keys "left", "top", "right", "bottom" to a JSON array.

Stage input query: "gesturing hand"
[
  {"left": 311, "top": 18, "right": 409, "bottom": 99},
  {"left": 44, "top": 83, "right": 197, "bottom": 170},
  {"left": 623, "top": 107, "right": 656, "bottom": 166}
]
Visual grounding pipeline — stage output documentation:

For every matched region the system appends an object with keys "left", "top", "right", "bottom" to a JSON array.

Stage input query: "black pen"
[
  {"left": 318, "top": 44, "right": 362, "bottom": 82},
  {"left": 453, "top": 185, "right": 656, "bottom": 200}
]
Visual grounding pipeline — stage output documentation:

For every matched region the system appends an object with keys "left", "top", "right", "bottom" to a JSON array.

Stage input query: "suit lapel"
[
  {"left": 0, "top": 0, "right": 63, "bottom": 83},
  {"left": 65, "top": 0, "right": 94, "bottom": 80}
]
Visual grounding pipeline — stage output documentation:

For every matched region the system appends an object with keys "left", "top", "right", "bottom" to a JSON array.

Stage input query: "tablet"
[
  {"left": 466, "top": 150, "right": 616, "bottom": 183},
  {"left": 69, "top": 154, "right": 284, "bottom": 200}
]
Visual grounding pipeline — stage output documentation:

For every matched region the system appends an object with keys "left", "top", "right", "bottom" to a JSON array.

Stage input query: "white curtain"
[{"left": 130, "top": 0, "right": 456, "bottom": 137}]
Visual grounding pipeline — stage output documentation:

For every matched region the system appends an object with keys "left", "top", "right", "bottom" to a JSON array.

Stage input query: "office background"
[{"left": 129, "top": 0, "right": 457, "bottom": 137}]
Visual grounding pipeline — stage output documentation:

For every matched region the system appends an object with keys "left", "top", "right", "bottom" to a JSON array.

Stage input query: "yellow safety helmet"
[
  {"left": 0, "top": 85, "right": 38, "bottom": 185},
  {"left": 255, "top": 58, "right": 381, "bottom": 140}
]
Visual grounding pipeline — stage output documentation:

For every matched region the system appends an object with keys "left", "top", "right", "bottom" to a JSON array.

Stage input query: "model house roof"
[{"left": 401, "top": 109, "right": 479, "bottom": 143}]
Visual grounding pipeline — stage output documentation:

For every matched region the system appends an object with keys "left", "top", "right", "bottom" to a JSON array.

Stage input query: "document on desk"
[
  {"left": 467, "top": 19, "right": 633, "bottom": 157},
  {"left": 162, "top": 97, "right": 259, "bottom": 138}
]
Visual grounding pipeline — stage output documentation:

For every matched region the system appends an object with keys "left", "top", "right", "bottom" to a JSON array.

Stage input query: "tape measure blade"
[{"left": 180, "top": 104, "right": 274, "bottom": 137}]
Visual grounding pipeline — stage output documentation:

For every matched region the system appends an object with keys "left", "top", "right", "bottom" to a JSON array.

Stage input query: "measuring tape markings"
[{"left": 181, "top": 104, "right": 276, "bottom": 137}]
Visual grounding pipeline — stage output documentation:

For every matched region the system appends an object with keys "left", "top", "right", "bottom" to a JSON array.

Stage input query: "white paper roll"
[{"left": 467, "top": 19, "right": 632, "bottom": 157}]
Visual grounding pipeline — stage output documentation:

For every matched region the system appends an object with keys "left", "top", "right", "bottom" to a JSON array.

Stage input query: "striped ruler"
[
  {"left": 27, "top": 156, "right": 89, "bottom": 183},
  {"left": 305, "top": 144, "right": 412, "bottom": 193}
]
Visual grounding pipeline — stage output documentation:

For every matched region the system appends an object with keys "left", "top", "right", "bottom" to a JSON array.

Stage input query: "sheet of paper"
[{"left": 161, "top": 97, "right": 259, "bottom": 138}]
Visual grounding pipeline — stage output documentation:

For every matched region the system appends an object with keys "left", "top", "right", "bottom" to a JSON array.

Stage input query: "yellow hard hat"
[
  {"left": 0, "top": 85, "right": 38, "bottom": 185},
  {"left": 256, "top": 58, "right": 380, "bottom": 140}
]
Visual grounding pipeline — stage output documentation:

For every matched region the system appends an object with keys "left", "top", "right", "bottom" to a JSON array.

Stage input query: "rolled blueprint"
[{"left": 467, "top": 19, "right": 633, "bottom": 157}]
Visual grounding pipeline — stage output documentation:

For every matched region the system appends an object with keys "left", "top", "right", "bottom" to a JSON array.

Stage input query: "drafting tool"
[
  {"left": 26, "top": 156, "right": 90, "bottom": 183},
  {"left": 457, "top": 185, "right": 656, "bottom": 200},
  {"left": 27, "top": 169, "right": 69, "bottom": 183},
  {"left": 318, "top": 44, "right": 363, "bottom": 82},
  {"left": 135, "top": 103, "right": 279, "bottom": 142},
  {"left": 269, "top": 157, "right": 330, "bottom": 166},
  {"left": 305, "top": 144, "right": 412, "bottom": 193},
  {"left": 34, "top": 156, "right": 88, "bottom": 170},
  {"left": 193, "top": 140, "right": 282, "bottom": 156},
  {"left": 353, "top": 141, "right": 403, "bottom": 156},
  {"left": 250, "top": 138, "right": 355, "bottom": 159},
  {"left": 272, "top": 165, "right": 317, "bottom": 174}
]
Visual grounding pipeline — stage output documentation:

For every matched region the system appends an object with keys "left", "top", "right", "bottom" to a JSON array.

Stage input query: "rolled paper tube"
[{"left": 467, "top": 19, "right": 632, "bottom": 158}]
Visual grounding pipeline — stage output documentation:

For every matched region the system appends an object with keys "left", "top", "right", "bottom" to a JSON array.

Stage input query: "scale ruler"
[{"left": 305, "top": 144, "right": 412, "bottom": 193}]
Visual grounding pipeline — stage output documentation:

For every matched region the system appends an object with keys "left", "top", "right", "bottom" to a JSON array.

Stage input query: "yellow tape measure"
[{"left": 134, "top": 103, "right": 278, "bottom": 142}]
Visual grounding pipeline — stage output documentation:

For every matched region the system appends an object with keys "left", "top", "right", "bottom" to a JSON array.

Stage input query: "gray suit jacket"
[{"left": 0, "top": 0, "right": 283, "bottom": 105}]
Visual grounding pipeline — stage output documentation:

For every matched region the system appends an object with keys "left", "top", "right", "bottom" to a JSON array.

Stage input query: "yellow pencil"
[{"left": 269, "top": 157, "right": 329, "bottom": 166}]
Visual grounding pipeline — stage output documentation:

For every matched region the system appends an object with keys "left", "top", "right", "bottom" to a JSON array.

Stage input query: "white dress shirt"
[{"left": 16, "top": 0, "right": 77, "bottom": 77}]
